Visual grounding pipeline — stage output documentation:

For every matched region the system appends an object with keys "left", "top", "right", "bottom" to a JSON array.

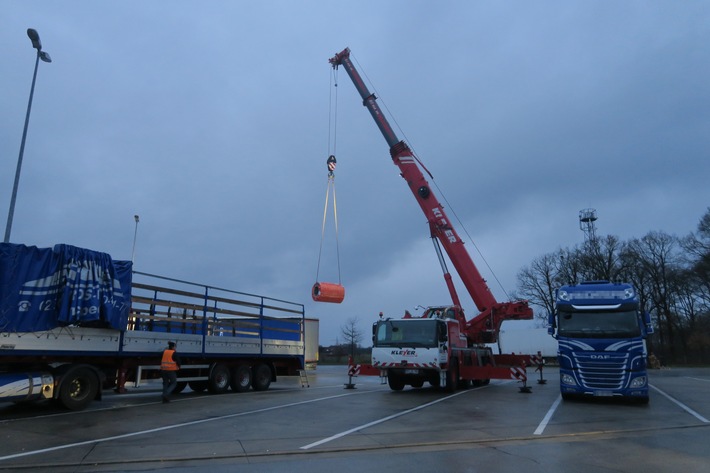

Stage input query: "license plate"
[
  {"left": 593, "top": 390, "right": 613, "bottom": 397},
  {"left": 404, "top": 369, "right": 419, "bottom": 375}
]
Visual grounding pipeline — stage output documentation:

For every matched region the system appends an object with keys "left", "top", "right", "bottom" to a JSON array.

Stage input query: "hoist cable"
[
  {"left": 351, "top": 53, "right": 510, "bottom": 300},
  {"left": 315, "top": 68, "right": 342, "bottom": 284},
  {"left": 328, "top": 68, "right": 338, "bottom": 158},
  {"left": 430, "top": 178, "right": 511, "bottom": 301}
]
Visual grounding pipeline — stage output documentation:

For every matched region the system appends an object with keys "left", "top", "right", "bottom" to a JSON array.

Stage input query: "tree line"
[{"left": 516, "top": 208, "right": 710, "bottom": 365}]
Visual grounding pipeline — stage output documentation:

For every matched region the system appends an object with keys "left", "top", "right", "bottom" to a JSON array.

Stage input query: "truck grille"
[{"left": 573, "top": 352, "right": 628, "bottom": 389}]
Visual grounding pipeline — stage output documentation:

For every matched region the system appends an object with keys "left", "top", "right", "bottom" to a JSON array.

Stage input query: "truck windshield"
[
  {"left": 374, "top": 320, "right": 439, "bottom": 347},
  {"left": 557, "top": 310, "right": 641, "bottom": 338}
]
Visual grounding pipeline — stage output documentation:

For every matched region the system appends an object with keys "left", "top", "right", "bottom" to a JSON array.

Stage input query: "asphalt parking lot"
[{"left": 1, "top": 365, "right": 709, "bottom": 473}]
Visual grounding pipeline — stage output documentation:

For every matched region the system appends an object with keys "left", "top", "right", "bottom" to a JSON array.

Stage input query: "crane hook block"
[
  {"left": 327, "top": 155, "right": 337, "bottom": 176},
  {"left": 312, "top": 282, "right": 345, "bottom": 303}
]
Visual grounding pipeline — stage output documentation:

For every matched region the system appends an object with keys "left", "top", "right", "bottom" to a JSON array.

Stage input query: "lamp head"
[{"left": 27, "top": 28, "right": 42, "bottom": 50}]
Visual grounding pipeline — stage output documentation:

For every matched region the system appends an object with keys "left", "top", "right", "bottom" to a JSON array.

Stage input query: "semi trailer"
[{"left": 0, "top": 242, "right": 308, "bottom": 410}]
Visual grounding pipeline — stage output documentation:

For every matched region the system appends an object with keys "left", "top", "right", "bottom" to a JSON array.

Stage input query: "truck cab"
[
  {"left": 548, "top": 281, "right": 653, "bottom": 403},
  {"left": 371, "top": 309, "right": 453, "bottom": 390}
]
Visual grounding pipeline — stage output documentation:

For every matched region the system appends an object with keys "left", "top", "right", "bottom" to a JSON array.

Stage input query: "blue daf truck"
[{"left": 548, "top": 281, "right": 654, "bottom": 403}]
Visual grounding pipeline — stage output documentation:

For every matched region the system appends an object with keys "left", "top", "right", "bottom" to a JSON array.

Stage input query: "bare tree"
[
  {"left": 557, "top": 247, "right": 582, "bottom": 285},
  {"left": 515, "top": 208, "right": 710, "bottom": 364},
  {"left": 341, "top": 317, "right": 363, "bottom": 358},
  {"left": 624, "top": 231, "right": 683, "bottom": 360},
  {"left": 516, "top": 252, "right": 559, "bottom": 321},
  {"left": 575, "top": 234, "right": 625, "bottom": 282},
  {"left": 682, "top": 207, "right": 710, "bottom": 306}
]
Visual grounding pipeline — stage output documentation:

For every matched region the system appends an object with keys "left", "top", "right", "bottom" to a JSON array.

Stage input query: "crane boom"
[{"left": 330, "top": 48, "right": 531, "bottom": 343}]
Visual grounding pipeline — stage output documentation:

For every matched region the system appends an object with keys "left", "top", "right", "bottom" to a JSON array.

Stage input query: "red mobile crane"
[{"left": 330, "top": 48, "right": 534, "bottom": 391}]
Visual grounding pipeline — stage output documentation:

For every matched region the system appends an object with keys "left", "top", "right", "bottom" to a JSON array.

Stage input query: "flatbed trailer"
[{"left": 0, "top": 243, "right": 306, "bottom": 410}]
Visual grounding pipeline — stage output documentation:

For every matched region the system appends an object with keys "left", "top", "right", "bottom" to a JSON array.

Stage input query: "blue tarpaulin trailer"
[{"left": 0, "top": 243, "right": 308, "bottom": 410}]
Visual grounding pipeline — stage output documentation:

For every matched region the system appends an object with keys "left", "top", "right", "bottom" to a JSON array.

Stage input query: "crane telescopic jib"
[{"left": 329, "top": 47, "right": 532, "bottom": 344}]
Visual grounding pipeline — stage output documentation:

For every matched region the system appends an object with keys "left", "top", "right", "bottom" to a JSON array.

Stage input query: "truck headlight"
[
  {"left": 630, "top": 376, "right": 647, "bottom": 388},
  {"left": 561, "top": 374, "right": 576, "bottom": 386}
]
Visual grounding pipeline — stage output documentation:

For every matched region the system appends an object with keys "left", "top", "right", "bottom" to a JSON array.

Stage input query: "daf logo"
[{"left": 590, "top": 355, "right": 611, "bottom": 359}]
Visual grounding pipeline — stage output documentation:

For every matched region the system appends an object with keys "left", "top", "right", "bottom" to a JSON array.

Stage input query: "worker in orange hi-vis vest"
[{"left": 160, "top": 341, "right": 181, "bottom": 403}]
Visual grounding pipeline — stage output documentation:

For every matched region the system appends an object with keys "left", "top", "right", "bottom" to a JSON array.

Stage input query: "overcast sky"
[{"left": 2, "top": 1, "right": 709, "bottom": 346}]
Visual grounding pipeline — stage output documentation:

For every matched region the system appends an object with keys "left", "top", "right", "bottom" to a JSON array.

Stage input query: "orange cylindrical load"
[{"left": 312, "top": 282, "right": 345, "bottom": 304}]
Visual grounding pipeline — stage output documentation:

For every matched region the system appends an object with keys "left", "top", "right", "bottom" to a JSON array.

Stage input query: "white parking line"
[
  {"left": 534, "top": 395, "right": 562, "bottom": 435},
  {"left": 300, "top": 388, "right": 476, "bottom": 450},
  {"left": 650, "top": 384, "right": 710, "bottom": 423},
  {"left": 0, "top": 391, "right": 374, "bottom": 462}
]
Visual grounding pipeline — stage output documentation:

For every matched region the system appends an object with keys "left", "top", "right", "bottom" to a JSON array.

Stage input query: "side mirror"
[{"left": 547, "top": 312, "right": 556, "bottom": 337}]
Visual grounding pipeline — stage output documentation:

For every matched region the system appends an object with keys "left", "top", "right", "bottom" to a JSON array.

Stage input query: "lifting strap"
[{"left": 315, "top": 156, "right": 341, "bottom": 284}]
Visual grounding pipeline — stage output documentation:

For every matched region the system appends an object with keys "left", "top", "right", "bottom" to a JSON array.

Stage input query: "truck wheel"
[
  {"left": 58, "top": 367, "right": 99, "bottom": 410},
  {"left": 208, "top": 363, "right": 231, "bottom": 394},
  {"left": 189, "top": 380, "right": 208, "bottom": 392},
  {"left": 252, "top": 363, "right": 272, "bottom": 391},
  {"left": 230, "top": 365, "right": 252, "bottom": 392},
  {"left": 387, "top": 373, "right": 405, "bottom": 391}
]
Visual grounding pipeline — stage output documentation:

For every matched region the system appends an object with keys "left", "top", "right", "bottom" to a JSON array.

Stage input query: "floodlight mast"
[{"left": 4, "top": 28, "right": 52, "bottom": 243}]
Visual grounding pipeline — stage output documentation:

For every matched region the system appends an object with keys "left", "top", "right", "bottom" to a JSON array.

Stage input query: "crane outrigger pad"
[{"left": 312, "top": 282, "right": 345, "bottom": 303}]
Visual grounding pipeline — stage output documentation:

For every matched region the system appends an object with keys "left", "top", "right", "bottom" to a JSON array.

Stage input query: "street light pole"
[
  {"left": 4, "top": 28, "right": 52, "bottom": 243},
  {"left": 131, "top": 215, "right": 140, "bottom": 263}
]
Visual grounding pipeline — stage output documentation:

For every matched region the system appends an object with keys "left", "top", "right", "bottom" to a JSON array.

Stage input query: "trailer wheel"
[
  {"left": 251, "top": 363, "right": 272, "bottom": 391},
  {"left": 208, "top": 363, "right": 231, "bottom": 394},
  {"left": 230, "top": 365, "right": 252, "bottom": 392},
  {"left": 58, "top": 367, "right": 99, "bottom": 411}
]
